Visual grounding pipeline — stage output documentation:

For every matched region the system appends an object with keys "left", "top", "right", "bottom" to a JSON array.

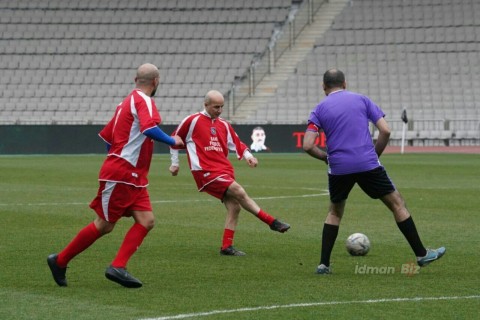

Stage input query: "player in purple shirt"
[{"left": 303, "top": 69, "right": 445, "bottom": 274}]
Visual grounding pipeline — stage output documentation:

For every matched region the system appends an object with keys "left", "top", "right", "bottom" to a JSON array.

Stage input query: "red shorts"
[
  {"left": 89, "top": 181, "right": 152, "bottom": 223},
  {"left": 192, "top": 171, "right": 235, "bottom": 200}
]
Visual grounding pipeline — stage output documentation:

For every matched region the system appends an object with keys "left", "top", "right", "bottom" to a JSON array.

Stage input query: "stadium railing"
[{"left": 224, "top": 0, "right": 326, "bottom": 117}]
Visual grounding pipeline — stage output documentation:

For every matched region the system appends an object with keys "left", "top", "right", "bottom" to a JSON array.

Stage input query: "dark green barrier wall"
[
  {"left": 0, "top": 125, "right": 325, "bottom": 154},
  {"left": 0, "top": 125, "right": 106, "bottom": 154}
]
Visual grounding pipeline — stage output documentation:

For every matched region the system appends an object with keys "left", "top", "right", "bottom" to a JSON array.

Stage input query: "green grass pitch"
[{"left": 0, "top": 153, "right": 479, "bottom": 319}]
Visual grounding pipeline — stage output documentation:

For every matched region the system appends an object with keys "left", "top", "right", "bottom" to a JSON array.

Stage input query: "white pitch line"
[
  {"left": 0, "top": 192, "right": 329, "bottom": 207},
  {"left": 139, "top": 295, "right": 480, "bottom": 320},
  {"left": 251, "top": 192, "right": 329, "bottom": 200}
]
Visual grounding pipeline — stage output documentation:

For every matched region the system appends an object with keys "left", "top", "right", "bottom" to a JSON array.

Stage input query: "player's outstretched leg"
[{"left": 228, "top": 184, "right": 291, "bottom": 233}]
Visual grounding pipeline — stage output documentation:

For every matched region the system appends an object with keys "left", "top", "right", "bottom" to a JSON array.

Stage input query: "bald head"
[
  {"left": 323, "top": 69, "right": 346, "bottom": 90},
  {"left": 136, "top": 63, "right": 159, "bottom": 84},
  {"left": 204, "top": 90, "right": 224, "bottom": 105},
  {"left": 204, "top": 90, "right": 224, "bottom": 119},
  {"left": 135, "top": 63, "right": 160, "bottom": 96}
]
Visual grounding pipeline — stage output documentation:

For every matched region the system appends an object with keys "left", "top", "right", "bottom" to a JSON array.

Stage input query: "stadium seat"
[
  {"left": 237, "top": 0, "right": 479, "bottom": 145},
  {"left": 1, "top": 0, "right": 291, "bottom": 125}
]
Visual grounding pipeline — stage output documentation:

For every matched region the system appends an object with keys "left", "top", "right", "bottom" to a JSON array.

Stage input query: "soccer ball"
[{"left": 346, "top": 233, "right": 370, "bottom": 256}]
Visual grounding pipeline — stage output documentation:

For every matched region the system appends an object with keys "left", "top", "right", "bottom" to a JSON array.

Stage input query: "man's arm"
[
  {"left": 243, "top": 150, "right": 258, "bottom": 168},
  {"left": 143, "top": 126, "right": 183, "bottom": 146},
  {"left": 169, "top": 148, "right": 180, "bottom": 176},
  {"left": 303, "top": 130, "right": 328, "bottom": 164},
  {"left": 374, "top": 117, "right": 391, "bottom": 157},
  {"left": 168, "top": 117, "right": 192, "bottom": 176}
]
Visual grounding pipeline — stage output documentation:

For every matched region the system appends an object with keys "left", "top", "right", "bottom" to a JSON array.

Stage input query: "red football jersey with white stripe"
[
  {"left": 172, "top": 111, "right": 248, "bottom": 175},
  {"left": 98, "top": 89, "right": 161, "bottom": 187}
]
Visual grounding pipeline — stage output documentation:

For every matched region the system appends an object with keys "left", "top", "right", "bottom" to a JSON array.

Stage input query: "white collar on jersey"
[
  {"left": 329, "top": 89, "right": 344, "bottom": 95},
  {"left": 201, "top": 109, "right": 214, "bottom": 119}
]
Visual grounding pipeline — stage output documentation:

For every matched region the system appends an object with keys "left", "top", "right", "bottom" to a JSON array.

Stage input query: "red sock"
[
  {"left": 257, "top": 209, "right": 275, "bottom": 225},
  {"left": 221, "top": 229, "right": 235, "bottom": 250},
  {"left": 111, "top": 223, "right": 149, "bottom": 268},
  {"left": 57, "top": 222, "right": 101, "bottom": 268}
]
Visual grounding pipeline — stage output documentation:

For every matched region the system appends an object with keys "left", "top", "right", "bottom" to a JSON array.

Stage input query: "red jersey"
[
  {"left": 98, "top": 89, "right": 161, "bottom": 187},
  {"left": 172, "top": 111, "right": 249, "bottom": 175}
]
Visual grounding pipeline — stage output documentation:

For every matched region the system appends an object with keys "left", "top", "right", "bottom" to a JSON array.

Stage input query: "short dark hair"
[{"left": 323, "top": 69, "right": 345, "bottom": 89}]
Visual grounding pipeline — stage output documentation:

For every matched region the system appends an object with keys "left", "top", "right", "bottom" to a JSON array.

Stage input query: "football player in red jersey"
[
  {"left": 169, "top": 90, "right": 290, "bottom": 256},
  {"left": 47, "top": 64, "right": 183, "bottom": 288}
]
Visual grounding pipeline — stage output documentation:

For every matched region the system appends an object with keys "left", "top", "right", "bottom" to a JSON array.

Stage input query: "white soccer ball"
[{"left": 346, "top": 233, "right": 370, "bottom": 256}]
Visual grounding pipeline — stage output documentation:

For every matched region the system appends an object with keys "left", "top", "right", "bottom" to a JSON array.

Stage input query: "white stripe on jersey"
[
  {"left": 222, "top": 121, "right": 240, "bottom": 157},
  {"left": 113, "top": 107, "right": 122, "bottom": 131},
  {"left": 186, "top": 115, "right": 201, "bottom": 170},
  {"left": 137, "top": 90, "right": 154, "bottom": 117},
  {"left": 119, "top": 94, "right": 147, "bottom": 166}
]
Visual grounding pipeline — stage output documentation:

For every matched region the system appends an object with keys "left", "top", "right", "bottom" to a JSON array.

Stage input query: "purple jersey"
[{"left": 307, "top": 90, "right": 385, "bottom": 175}]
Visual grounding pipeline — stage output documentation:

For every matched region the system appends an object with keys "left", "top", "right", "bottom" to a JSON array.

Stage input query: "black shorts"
[{"left": 328, "top": 166, "right": 396, "bottom": 203}]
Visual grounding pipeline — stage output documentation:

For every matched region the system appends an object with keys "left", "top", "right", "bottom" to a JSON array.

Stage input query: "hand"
[
  {"left": 169, "top": 165, "right": 179, "bottom": 176},
  {"left": 172, "top": 135, "right": 184, "bottom": 147},
  {"left": 322, "top": 154, "right": 329, "bottom": 165},
  {"left": 246, "top": 156, "right": 258, "bottom": 168}
]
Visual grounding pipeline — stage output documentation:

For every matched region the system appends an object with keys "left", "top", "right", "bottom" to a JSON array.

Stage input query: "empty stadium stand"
[
  {"left": 1, "top": 0, "right": 479, "bottom": 146},
  {"left": 0, "top": 0, "right": 291, "bottom": 124},
  {"left": 238, "top": 0, "right": 480, "bottom": 145}
]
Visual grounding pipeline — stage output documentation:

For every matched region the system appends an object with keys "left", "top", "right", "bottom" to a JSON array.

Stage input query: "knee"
[
  {"left": 137, "top": 216, "right": 155, "bottom": 231},
  {"left": 328, "top": 202, "right": 345, "bottom": 221},
  {"left": 326, "top": 211, "right": 343, "bottom": 224},
  {"left": 132, "top": 211, "right": 155, "bottom": 231},
  {"left": 95, "top": 221, "right": 115, "bottom": 235},
  {"left": 384, "top": 191, "right": 406, "bottom": 212},
  {"left": 224, "top": 197, "right": 241, "bottom": 213},
  {"left": 143, "top": 218, "right": 155, "bottom": 231}
]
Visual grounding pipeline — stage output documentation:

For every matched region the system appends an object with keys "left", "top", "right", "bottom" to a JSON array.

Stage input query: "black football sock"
[
  {"left": 396, "top": 216, "right": 427, "bottom": 257},
  {"left": 320, "top": 223, "right": 339, "bottom": 267}
]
